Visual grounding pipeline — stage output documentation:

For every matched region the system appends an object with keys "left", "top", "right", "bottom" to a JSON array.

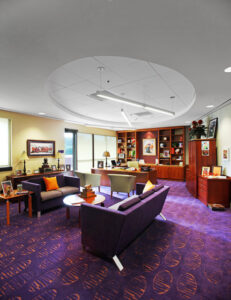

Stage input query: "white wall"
[{"left": 206, "top": 102, "right": 231, "bottom": 176}]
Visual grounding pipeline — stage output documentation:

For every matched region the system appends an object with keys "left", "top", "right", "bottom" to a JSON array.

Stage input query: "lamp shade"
[
  {"left": 20, "top": 151, "right": 28, "bottom": 161},
  {"left": 103, "top": 151, "right": 110, "bottom": 158},
  {"left": 56, "top": 151, "right": 62, "bottom": 159}
]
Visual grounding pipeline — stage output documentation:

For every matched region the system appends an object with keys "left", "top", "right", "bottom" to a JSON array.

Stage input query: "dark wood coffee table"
[{"left": 63, "top": 194, "right": 105, "bottom": 222}]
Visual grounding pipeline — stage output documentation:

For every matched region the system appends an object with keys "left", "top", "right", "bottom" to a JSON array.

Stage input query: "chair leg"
[
  {"left": 98, "top": 186, "right": 100, "bottom": 192},
  {"left": 112, "top": 255, "right": 124, "bottom": 271},
  {"left": 111, "top": 190, "right": 113, "bottom": 198},
  {"left": 37, "top": 211, "right": 41, "bottom": 218},
  {"left": 127, "top": 192, "right": 129, "bottom": 197},
  {"left": 160, "top": 213, "right": 166, "bottom": 220}
]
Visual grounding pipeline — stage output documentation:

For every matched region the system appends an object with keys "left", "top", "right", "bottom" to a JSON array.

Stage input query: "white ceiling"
[{"left": 0, "top": 0, "right": 231, "bottom": 129}]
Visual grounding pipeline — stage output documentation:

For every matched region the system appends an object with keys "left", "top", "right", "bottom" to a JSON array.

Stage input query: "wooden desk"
[
  {"left": 198, "top": 175, "right": 231, "bottom": 208},
  {"left": 0, "top": 190, "right": 33, "bottom": 225},
  {"left": 91, "top": 168, "right": 157, "bottom": 187},
  {"left": 7, "top": 171, "right": 64, "bottom": 189}
]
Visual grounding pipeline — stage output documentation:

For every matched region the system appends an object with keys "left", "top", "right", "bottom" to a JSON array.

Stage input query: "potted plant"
[{"left": 189, "top": 120, "right": 207, "bottom": 140}]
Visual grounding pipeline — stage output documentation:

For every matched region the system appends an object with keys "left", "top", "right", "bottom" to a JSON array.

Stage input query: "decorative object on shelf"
[
  {"left": 17, "top": 184, "right": 23, "bottom": 192},
  {"left": 163, "top": 137, "right": 168, "bottom": 141},
  {"left": 27, "top": 139, "right": 55, "bottom": 156},
  {"left": 201, "top": 166, "right": 210, "bottom": 176},
  {"left": 163, "top": 150, "right": 170, "bottom": 157},
  {"left": 189, "top": 120, "right": 207, "bottom": 140},
  {"left": 118, "top": 139, "right": 122, "bottom": 143},
  {"left": 143, "top": 139, "right": 156, "bottom": 155},
  {"left": 201, "top": 141, "right": 210, "bottom": 156},
  {"left": 34, "top": 170, "right": 39, "bottom": 174},
  {"left": 51, "top": 165, "right": 57, "bottom": 171},
  {"left": 59, "top": 164, "right": 65, "bottom": 171},
  {"left": 20, "top": 151, "right": 29, "bottom": 175},
  {"left": 97, "top": 161, "right": 104, "bottom": 168},
  {"left": 212, "top": 166, "right": 222, "bottom": 176},
  {"left": 80, "top": 184, "right": 96, "bottom": 200},
  {"left": 66, "top": 164, "right": 71, "bottom": 171},
  {"left": 222, "top": 147, "right": 229, "bottom": 161},
  {"left": 39, "top": 158, "right": 50, "bottom": 173},
  {"left": 1, "top": 180, "right": 13, "bottom": 196},
  {"left": 103, "top": 151, "right": 110, "bottom": 167},
  {"left": 207, "top": 118, "right": 218, "bottom": 139},
  {"left": 16, "top": 170, "right": 22, "bottom": 176},
  {"left": 118, "top": 153, "right": 125, "bottom": 159},
  {"left": 56, "top": 151, "right": 62, "bottom": 170}
]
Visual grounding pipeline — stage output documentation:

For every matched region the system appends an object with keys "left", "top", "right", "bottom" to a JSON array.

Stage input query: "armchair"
[
  {"left": 75, "top": 171, "right": 101, "bottom": 192},
  {"left": 108, "top": 174, "right": 136, "bottom": 197}
]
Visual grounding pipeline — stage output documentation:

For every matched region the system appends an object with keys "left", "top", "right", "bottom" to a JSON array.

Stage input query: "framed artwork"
[
  {"left": 97, "top": 161, "right": 104, "bottom": 168},
  {"left": 16, "top": 169, "right": 22, "bottom": 176},
  {"left": 212, "top": 166, "right": 222, "bottom": 176},
  {"left": 1, "top": 181, "right": 13, "bottom": 196},
  {"left": 207, "top": 118, "right": 218, "bottom": 139},
  {"left": 163, "top": 150, "right": 170, "bottom": 157},
  {"left": 143, "top": 139, "right": 156, "bottom": 156},
  {"left": 201, "top": 166, "right": 210, "bottom": 176},
  {"left": 60, "top": 164, "right": 65, "bottom": 171},
  {"left": 27, "top": 140, "right": 55, "bottom": 157},
  {"left": 118, "top": 153, "right": 125, "bottom": 159},
  {"left": 222, "top": 147, "right": 229, "bottom": 161},
  {"left": 66, "top": 164, "right": 71, "bottom": 171},
  {"left": 51, "top": 165, "right": 57, "bottom": 171}
]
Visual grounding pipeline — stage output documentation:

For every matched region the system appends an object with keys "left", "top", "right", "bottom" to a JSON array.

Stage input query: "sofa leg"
[
  {"left": 112, "top": 255, "right": 124, "bottom": 271},
  {"left": 160, "top": 213, "right": 166, "bottom": 221},
  {"left": 37, "top": 211, "right": 41, "bottom": 218},
  {"left": 111, "top": 190, "right": 113, "bottom": 198}
]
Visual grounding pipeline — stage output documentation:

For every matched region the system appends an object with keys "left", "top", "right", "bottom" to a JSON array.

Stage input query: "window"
[
  {"left": 94, "top": 135, "right": 116, "bottom": 167},
  {"left": 0, "top": 118, "right": 12, "bottom": 171},
  {"left": 77, "top": 133, "right": 93, "bottom": 172},
  {"left": 64, "top": 129, "right": 77, "bottom": 170}
]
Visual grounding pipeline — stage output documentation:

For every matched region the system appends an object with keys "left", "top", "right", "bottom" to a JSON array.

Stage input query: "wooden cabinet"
[
  {"left": 198, "top": 175, "right": 231, "bottom": 208},
  {"left": 142, "top": 164, "right": 185, "bottom": 181},
  {"left": 159, "top": 129, "right": 171, "bottom": 165},
  {"left": 186, "top": 139, "right": 217, "bottom": 198}
]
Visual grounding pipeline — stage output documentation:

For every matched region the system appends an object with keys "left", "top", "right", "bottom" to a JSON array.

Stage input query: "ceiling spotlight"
[
  {"left": 121, "top": 109, "right": 132, "bottom": 127},
  {"left": 89, "top": 90, "right": 175, "bottom": 116},
  {"left": 170, "top": 96, "right": 175, "bottom": 99},
  {"left": 206, "top": 105, "right": 214, "bottom": 108},
  {"left": 224, "top": 66, "right": 231, "bottom": 73},
  {"left": 38, "top": 112, "right": 46, "bottom": 115}
]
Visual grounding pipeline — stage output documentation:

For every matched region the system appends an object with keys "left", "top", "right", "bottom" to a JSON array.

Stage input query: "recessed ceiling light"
[
  {"left": 38, "top": 112, "right": 46, "bottom": 115},
  {"left": 170, "top": 96, "right": 175, "bottom": 99},
  {"left": 224, "top": 66, "right": 231, "bottom": 73},
  {"left": 206, "top": 105, "right": 214, "bottom": 108}
]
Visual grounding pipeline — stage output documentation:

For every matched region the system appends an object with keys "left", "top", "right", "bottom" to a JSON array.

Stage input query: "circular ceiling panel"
[{"left": 47, "top": 56, "right": 196, "bottom": 129}]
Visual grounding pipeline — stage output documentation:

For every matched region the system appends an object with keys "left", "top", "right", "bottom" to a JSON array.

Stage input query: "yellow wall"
[{"left": 0, "top": 110, "right": 116, "bottom": 183}]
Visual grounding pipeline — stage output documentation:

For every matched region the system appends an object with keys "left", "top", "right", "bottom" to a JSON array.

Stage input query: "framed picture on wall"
[
  {"left": 143, "top": 139, "right": 156, "bottom": 156},
  {"left": 222, "top": 147, "right": 229, "bottom": 161},
  {"left": 207, "top": 118, "right": 218, "bottom": 139},
  {"left": 27, "top": 140, "right": 55, "bottom": 157}
]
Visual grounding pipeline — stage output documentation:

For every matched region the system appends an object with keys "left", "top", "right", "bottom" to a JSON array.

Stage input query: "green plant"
[{"left": 189, "top": 120, "right": 207, "bottom": 139}]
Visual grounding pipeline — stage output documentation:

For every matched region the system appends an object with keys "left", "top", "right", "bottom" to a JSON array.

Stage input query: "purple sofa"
[
  {"left": 81, "top": 183, "right": 170, "bottom": 270},
  {"left": 22, "top": 174, "right": 80, "bottom": 217}
]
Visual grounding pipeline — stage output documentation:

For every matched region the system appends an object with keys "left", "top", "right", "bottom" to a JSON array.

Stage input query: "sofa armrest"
[
  {"left": 22, "top": 181, "right": 42, "bottom": 211},
  {"left": 81, "top": 203, "right": 125, "bottom": 257},
  {"left": 64, "top": 176, "right": 80, "bottom": 188},
  {"left": 136, "top": 183, "right": 145, "bottom": 195}
]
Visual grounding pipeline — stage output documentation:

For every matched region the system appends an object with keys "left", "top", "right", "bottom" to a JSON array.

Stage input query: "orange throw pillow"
[
  {"left": 143, "top": 180, "right": 155, "bottom": 193},
  {"left": 43, "top": 176, "right": 59, "bottom": 191}
]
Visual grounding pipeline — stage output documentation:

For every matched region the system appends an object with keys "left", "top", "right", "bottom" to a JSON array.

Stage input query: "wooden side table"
[{"left": 0, "top": 190, "right": 33, "bottom": 225}]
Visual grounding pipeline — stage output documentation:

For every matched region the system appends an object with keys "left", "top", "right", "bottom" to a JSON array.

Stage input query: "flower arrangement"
[{"left": 189, "top": 119, "right": 207, "bottom": 139}]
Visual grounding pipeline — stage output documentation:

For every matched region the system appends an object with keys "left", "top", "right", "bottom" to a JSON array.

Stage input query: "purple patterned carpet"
[{"left": 0, "top": 180, "right": 231, "bottom": 299}]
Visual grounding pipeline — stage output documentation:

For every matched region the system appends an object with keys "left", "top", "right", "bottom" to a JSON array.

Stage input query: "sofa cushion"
[
  {"left": 153, "top": 184, "right": 164, "bottom": 192},
  {"left": 40, "top": 190, "right": 63, "bottom": 202},
  {"left": 143, "top": 180, "right": 155, "bottom": 193},
  {"left": 57, "top": 186, "right": 79, "bottom": 196},
  {"left": 139, "top": 189, "right": 155, "bottom": 200},
  {"left": 43, "top": 176, "right": 59, "bottom": 191},
  {"left": 109, "top": 195, "right": 138, "bottom": 211},
  {"left": 118, "top": 196, "right": 140, "bottom": 211},
  {"left": 56, "top": 174, "right": 65, "bottom": 187}
]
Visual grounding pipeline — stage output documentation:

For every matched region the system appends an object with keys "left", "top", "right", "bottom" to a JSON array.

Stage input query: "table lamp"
[
  {"left": 20, "top": 151, "right": 29, "bottom": 175},
  {"left": 103, "top": 151, "right": 110, "bottom": 168},
  {"left": 56, "top": 151, "right": 62, "bottom": 170}
]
